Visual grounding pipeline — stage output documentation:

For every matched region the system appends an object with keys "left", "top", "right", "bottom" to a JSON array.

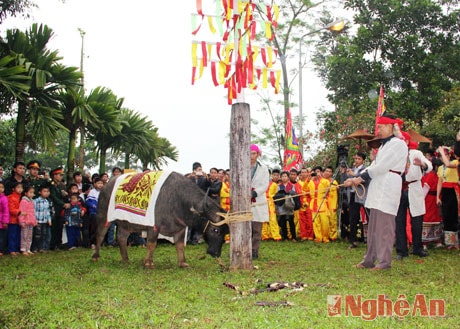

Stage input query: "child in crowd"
[
  {"left": 85, "top": 177, "right": 103, "bottom": 248},
  {"left": 18, "top": 186, "right": 37, "bottom": 256},
  {"left": 8, "top": 182, "right": 23, "bottom": 256},
  {"left": 0, "top": 182, "right": 9, "bottom": 255},
  {"left": 33, "top": 186, "right": 53, "bottom": 252},
  {"left": 62, "top": 193, "right": 85, "bottom": 250}
]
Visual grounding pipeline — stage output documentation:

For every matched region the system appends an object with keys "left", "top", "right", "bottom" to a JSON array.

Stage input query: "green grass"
[{"left": 0, "top": 240, "right": 458, "bottom": 328}]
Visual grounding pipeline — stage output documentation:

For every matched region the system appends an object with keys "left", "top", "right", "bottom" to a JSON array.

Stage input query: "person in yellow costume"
[
  {"left": 303, "top": 166, "right": 331, "bottom": 243},
  {"left": 219, "top": 169, "right": 231, "bottom": 243},
  {"left": 323, "top": 166, "right": 339, "bottom": 241},
  {"left": 262, "top": 168, "right": 282, "bottom": 241}
]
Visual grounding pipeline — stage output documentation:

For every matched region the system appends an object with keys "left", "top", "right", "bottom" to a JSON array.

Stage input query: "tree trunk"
[
  {"left": 15, "top": 101, "right": 27, "bottom": 163},
  {"left": 229, "top": 102, "right": 252, "bottom": 271},
  {"left": 67, "top": 128, "right": 77, "bottom": 185},
  {"left": 99, "top": 147, "right": 107, "bottom": 174},
  {"left": 78, "top": 127, "right": 85, "bottom": 170},
  {"left": 124, "top": 153, "right": 130, "bottom": 169}
]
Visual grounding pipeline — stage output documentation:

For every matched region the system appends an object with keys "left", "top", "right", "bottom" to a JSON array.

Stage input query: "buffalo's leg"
[
  {"left": 92, "top": 219, "right": 110, "bottom": 261},
  {"left": 143, "top": 229, "right": 158, "bottom": 269},
  {"left": 116, "top": 224, "right": 130, "bottom": 262},
  {"left": 174, "top": 228, "right": 189, "bottom": 268}
]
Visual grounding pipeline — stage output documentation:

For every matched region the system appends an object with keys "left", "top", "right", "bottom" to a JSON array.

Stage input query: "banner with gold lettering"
[{"left": 108, "top": 171, "right": 172, "bottom": 227}]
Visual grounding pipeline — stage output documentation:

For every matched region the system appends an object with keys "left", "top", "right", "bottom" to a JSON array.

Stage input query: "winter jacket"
[
  {"left": 0, "top": 193, "right": 9, "bottom": 228},
  {"left": 8, "top": 191, "right": 22, "bottom": 225},
  {"left": 18, "top": 196, "right": 37, "bottom": 226}
]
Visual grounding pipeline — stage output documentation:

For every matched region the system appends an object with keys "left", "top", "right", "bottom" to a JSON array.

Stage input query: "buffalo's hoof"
[
  {"left": 179, "top": 262, "right": 190, "bottom": 268},
  {"left": 91, "top": 257, "right": 99, "bottom": 262},
  {"left": 144, "top": 261, "right": 154, "bottom": 269}
]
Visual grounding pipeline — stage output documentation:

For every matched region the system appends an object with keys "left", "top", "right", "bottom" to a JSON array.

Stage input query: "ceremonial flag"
[
  {"left": 374, "top": 84, "right": 386, "bottom": 135},
  {"left": 283, "top": 109, "right": 303, "bottom": 171}
]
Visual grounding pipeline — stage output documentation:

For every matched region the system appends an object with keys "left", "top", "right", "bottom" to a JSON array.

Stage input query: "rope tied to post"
[{"left": 211, "top": 210, "right": 254, "bottom": 227}]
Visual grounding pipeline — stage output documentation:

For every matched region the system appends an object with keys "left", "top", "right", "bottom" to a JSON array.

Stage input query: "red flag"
[
  {"left": 374, "top": 85, "right": 386, "bottom": 135},
  {"left": 283, "top": 109, "right": 303, "bottom": 171}
]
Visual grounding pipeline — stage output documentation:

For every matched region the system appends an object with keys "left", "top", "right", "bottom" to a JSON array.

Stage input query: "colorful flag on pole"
[
  {"left": 374, "top": 84, "right": 386, "bottom": 135},
  {"left": 283, "top": 109, "right": 303, "bottom": 171}
]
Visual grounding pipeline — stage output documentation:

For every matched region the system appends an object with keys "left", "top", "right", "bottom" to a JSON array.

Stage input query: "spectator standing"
[
  {"left": 85, "top": 177, "right": 103, "bottom": 248},
  {"left": 63, "top": 193, "right": 85, "bottom": 250},
  {"left": 275, "top": 171, "right": 297, "bottom": 242},
  {"left": 186, "top": 162, "right": 210, "bottom": 244},
  {"left": 298, "top": 168, "right": 314, "bottom": 241},
  {"left": 72, "top": 171, "right": 84, "bottom": 194},
  {"left": 262, "top": 168, "right": 282, "bottom": 241},
  {"left": 26, "top": 160, "right": 46, "bottom": 194},
  {"left": 18, "top": 186, "right": 37, "bottom": 255},
  {"left": 0, "top": 181, "right": 9, "bottom": 255},
  {"left": 436, "top": 146, "right": 459, "bottom": 249},
  {"left": 323, "top": 166, "right": 339, "bottom": 241},
  {"left": 49, "top": 167, "right": 70, "bottom": 250},
  {"left": 250, "top": 144, "right": 270, "bottom": 259},
  {"left": 288, "top": 169, "right": 302, "bottom": 238},
  {"left": 208, "top": 167, "right": 222, "bottom": 200},
  {"left": 219, "top": 169, "right": 231, "bottom": 243},
  {"left": 7, "top": 182, "right": 23, "bottom": 255},
  {"left": 4, "top": 161, "right": 27, "bottom": 196},
  {"left": 111, "top": 167, "right": 123, "bottom": 178},
  {"left": 100, "top": 173, "right": 109, "bottom": 186},
  {"left": 395, "top": 136, "right": 432, "bottom": 259},
  {"left": 344, "top": 114, "right": 408, "bottom": 270},
  {"left": 346, "top": 153, "right": 368, "bottom": 248},
  {"left": 33, "top": 186, "right": 53, "bottom": 252},
  {"left": 421, "top": 157, "right": 443, "bottom": 249},
  {"left": 187, "top": 162, "right": 210, "bottom": 192},
  {"left": 304, "top": 166, "right": 331, "bottom": 243}
]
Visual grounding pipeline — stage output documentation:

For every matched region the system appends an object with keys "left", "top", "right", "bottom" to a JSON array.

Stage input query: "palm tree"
[
  {"left": 3, "top": 23, "right": 82, "bottom": 162},
  {"left": 0, "top": 53, "right": 30, "bottom": 112},
  {"left": 85, "top": 87, "right": 123, "bottom": 173},
  {"left": 111, "top": 108, "right": 155, "bottom": 169},
  {"left": 137, "top": 129, "right": 178, "bottom": 170},
  {"left": 58, "top": 86, "right": 99, "bottom": 182}
]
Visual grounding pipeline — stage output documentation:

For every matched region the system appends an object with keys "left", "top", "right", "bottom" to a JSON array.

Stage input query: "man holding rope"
[
  {"left": 343, "top": 114, "right": 408, "bottom": 271},
  {"left": 250, "top": 144, "right": 270, "bottom": 259}
]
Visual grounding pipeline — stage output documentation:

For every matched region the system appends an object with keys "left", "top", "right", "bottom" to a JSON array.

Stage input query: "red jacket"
[{"left": 8, "top": 191, "right": 21, "bottom": 225}]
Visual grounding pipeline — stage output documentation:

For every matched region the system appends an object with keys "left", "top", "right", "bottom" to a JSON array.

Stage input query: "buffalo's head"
[
  {"left": 190, "top": 201, "right": 228, "bottom": 258},
  {"left": 204, "top": 217, "right": 228, "bottom": 257}
]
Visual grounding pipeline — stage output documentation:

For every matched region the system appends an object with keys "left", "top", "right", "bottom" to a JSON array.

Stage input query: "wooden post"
[{"left": 229, "top": 102, "right": 252, "bottom": 270}]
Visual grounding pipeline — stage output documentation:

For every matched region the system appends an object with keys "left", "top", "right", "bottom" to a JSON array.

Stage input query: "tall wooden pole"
[{"left": 229, "top": 102, "right": 252, "bottom": 270}]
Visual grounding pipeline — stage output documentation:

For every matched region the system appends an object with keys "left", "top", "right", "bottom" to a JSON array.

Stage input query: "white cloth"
[
  {"left": 365, "top": 137, "right": 408, "bottom": 216},
  {"left": 406, "top": 149, "right": 432, "bottom": 217},
  {"left": 107, "top": 171, "right": 175, "bottom": 243},
  {"left": 251, "top": 161, "right": 270, "bottom": 222}
]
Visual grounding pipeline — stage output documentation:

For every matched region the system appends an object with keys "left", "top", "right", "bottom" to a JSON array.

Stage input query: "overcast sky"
[{"left": 3, "top": 0, "right": 335, "bottom": 174}]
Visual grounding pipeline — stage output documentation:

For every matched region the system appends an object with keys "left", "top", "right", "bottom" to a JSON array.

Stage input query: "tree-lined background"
[{"left": 1, "top": 0, "right": 459, "bottom": 176}]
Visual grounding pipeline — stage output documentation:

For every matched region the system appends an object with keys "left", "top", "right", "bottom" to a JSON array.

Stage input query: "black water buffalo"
[{"left": 91, "top": 171, "right": 228, "bottom": 268}]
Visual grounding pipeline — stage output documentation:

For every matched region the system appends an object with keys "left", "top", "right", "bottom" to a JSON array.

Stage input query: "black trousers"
[
  {"left": 395, "top": 190, "right": 424, "bottom": 256},
  {"left": 349, "top": 196, "right": 364, "bottom": 244},
  {"left": 278, "top": 214, "right": 296, "bottom": 240}
]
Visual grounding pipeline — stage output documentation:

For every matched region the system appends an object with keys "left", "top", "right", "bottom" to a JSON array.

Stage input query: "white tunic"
[
  {"left": 251, "top": 161, "right": 270, "bottom": 222},
  {"left": 365, "top": 137, "right": 408, "bottom": 216},
  {"left": 406, "top": 149, "right": 432, "bottom": 217}
]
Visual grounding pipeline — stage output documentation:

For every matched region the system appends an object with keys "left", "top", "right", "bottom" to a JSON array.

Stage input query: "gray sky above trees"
[{"left": 2, "top": 0, "right": 335, "bottom": 173}]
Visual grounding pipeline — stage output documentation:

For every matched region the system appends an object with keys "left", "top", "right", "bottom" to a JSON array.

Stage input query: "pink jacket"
[
  {"left": 18, "top": 197, "right": 37, "bottom": 226},
  {"left": 0, "top": 193, "right": 9, "bottom": 229}
]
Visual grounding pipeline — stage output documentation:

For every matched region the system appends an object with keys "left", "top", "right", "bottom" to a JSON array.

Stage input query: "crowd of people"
[
  {"left": 186, "top": 117, "right": 460, "bottom": 267},
  {"left": 0, "top": 118, "right": 459, "bottom": 269},
  {"left": 0, "top": 162, "right": 126, "bottom": 256}
]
